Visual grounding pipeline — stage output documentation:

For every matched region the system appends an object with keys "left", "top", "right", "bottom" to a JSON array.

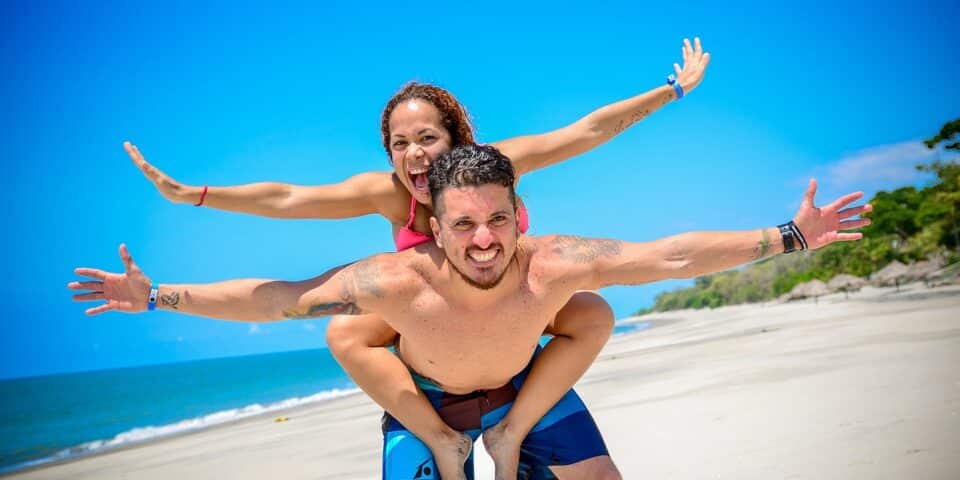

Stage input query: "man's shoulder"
[
  {"left": 524, "top": 234, "right": 623, "bottom": 275},
  {"left": 525, "top": 234, "right": 612, "bottom": 261},
  {"left": 521, "top": 235, "right": 573, "bottom": 275},
  {"left": 347, "top": 250, "right": 427, "bottom": 299}
]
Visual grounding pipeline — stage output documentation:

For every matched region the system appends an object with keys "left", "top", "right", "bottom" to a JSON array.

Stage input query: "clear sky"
[{"left": 2, "top": 0, "right": 957, "bottom": 379}]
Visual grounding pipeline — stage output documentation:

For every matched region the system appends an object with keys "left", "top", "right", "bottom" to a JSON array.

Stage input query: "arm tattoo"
[
  {"left": 281, "top": 259, "right": 385, "bottom": 319},
  {"left": 283, "top": 300, "right": 359, "bottom": 319},
  {"left": 282, "top": 281, "right": 359, "bottom": 319},
  {"left": 660, "top": 90, "right": 673, "bottom": 106},
  {"left": 551, "top": 235, "right": 622, "bottom": 263},
  {"left": 753, "top": 229, "right": 771, "bottom": 260},
  {"left": 613, "top": 109, "right": 652, "bottom": 135},
  {"left": 613, "top": 119, "right": 627, "bottom": 134},
  {"left": 160, "top": 291, "right": 180, "bottom": 310}
]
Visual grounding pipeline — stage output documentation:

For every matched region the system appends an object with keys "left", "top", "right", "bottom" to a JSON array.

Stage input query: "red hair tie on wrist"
[{"left": 195, "top": 185, "right": 209, "bottom": 207}]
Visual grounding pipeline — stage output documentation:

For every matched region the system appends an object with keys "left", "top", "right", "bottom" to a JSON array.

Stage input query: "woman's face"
[{"left": 388, "top": 99, "right": 453, "bottom": 206}]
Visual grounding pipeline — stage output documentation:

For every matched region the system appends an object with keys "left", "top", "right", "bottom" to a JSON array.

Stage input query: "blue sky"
[{"left": 2, "top": 0, "right": 957, "bottom": 379}]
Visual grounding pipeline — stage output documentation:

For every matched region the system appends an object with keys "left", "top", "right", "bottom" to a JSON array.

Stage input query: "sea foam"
[{"left": 3, "top": 387, "right": 360, "bottom": 474}]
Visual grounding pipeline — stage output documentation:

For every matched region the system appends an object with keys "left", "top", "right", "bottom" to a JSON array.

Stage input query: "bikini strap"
[{"left": 405, "top": 194, "right": 418, "bottom": 229}]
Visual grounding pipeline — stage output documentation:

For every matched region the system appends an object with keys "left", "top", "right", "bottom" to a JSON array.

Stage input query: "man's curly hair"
[{"left": 428, "top": 144, "right": 516, "bottom": 217}]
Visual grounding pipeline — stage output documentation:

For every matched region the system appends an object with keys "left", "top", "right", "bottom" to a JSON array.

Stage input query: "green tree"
[
  {"left": 642, "top": 119, "right": 960, "bottom": 313},
  {"left": 866, "top": 187, "right": 922, "bottom": 243},
  {"left": 924, "top": 118, "right": 960, "bottom": 151},
  {"left": 916, "top": 160, "right": 960, "bottom": 255}
]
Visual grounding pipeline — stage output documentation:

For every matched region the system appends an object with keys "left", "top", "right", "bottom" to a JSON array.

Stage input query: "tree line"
[{"left": 640, "top": 119, "right": 960, "bottom": 313}]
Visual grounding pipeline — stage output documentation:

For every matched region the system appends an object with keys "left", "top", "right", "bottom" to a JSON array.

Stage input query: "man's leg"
[
  {"left": 548, "top": 456, "right": 621, "bottom": 479},
  {"left": 483, "top": 291, "right": 614, "bottom": 479},
  {"left": 327, "top": 314, "right": 472, "bottom": 479},
  {"left": 516, "top": 404, "right": 618, "bottom": 479},
  {"left": 382, "top": 412, "right": 482, "bottom": 480},
  {"left": 479, "top": 351, "right": 619, "bottom": 479}
]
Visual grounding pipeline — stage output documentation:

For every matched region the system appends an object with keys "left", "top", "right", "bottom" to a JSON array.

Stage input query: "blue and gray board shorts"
[{"left": 381, "top": 349, "right": 609, "bottom": 479}]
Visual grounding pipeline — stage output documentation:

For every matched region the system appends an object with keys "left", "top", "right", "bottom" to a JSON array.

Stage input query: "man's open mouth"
[{"left": 467, "top": 247, "right": 499, "bottom": 265}]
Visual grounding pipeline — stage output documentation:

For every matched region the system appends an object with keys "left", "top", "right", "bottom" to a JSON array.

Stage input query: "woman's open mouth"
[{"left": 408, "top": 167, "right": 429, "bottom": 193}]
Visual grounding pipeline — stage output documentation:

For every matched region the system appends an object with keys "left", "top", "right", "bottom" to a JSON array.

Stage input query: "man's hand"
[
  {"left": 794, "top": 179, "right": 873, "bottom": 250},
  {"left": 69, "top": 244, "right": 152, "bottom": 315},
  {"left": 674, "top": 37, "right": 711, "bottom": 95}
]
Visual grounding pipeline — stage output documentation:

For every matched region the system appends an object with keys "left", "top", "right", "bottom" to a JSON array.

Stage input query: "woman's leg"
[
  {"left": 326, "top": 314, "right": 472, "bottom": 480},
  {"left": 482, "top": 291, "right": 615, "bottom": 480}
]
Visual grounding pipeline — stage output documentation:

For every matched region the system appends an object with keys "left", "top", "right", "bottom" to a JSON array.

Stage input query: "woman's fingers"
[
  {"left": 839, "top": 218, "right": 871, "bottom": 230},
  {"left": 837, "top": 204, "right": 871, "bottom": 219},
  {"left": 836, "top": 232, "right": 864, "bottom": 242}
]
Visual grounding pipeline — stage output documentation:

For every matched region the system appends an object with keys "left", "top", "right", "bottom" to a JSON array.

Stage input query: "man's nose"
[{"left": 473, "top": 224, "right": 494, "bottom": 249}]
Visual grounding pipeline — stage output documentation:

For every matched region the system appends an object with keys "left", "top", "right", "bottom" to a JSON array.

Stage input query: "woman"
[{"left": 127, "top": 38, "right": 709, "bottom": 479}]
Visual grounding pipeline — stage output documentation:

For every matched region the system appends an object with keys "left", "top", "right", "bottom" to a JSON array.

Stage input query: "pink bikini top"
[{"left": 395, "top": 195, "right": 529, "bottom": 251}]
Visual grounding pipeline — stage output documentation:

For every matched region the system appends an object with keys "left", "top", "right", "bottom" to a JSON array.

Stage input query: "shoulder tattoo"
[{"left": 550, "top": 235, "right": 622, "bottom": 263}]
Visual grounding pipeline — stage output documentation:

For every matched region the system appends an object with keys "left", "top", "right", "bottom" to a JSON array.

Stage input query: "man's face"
[{"left": 430, "top": 184, "right": 520, "bottom": 290}]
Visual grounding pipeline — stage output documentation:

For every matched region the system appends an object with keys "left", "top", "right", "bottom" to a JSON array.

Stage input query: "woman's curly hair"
[{"left": 380, "top": 82, "right": 476, "bottom": 162}]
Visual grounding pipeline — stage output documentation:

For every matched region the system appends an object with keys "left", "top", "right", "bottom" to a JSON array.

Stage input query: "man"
[{"left": 70, "top": 145, "right": 870, "bottom": 479}]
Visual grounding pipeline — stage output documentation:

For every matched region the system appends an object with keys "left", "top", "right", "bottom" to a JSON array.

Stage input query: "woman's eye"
[{"left": 392, "top": 140, "right": 407, "bottom": 149}]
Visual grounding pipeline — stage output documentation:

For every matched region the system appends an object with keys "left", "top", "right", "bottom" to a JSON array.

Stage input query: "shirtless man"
[{"left": 70, "top": 144, "right": 871, "bottom": 479}]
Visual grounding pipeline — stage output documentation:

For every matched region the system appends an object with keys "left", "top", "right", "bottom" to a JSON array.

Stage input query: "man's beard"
[{"left": 446, "top": 249, "right": 516, "bottom": 290}]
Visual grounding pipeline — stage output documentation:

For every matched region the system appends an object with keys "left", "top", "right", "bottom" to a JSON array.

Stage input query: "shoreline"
[
  {"left": 9, "top": 283, "right": 960, "bottom": 479},
  {"left": 1, "top": 389, "right": 368, "bottom": 477}
]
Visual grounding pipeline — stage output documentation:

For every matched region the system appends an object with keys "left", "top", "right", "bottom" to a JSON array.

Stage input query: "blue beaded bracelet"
[{"left": 666, "top": 74, "right": 684, "bottom": 99}]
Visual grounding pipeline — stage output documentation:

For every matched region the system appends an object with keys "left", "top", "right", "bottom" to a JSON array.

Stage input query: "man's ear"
[{"left": 430, "top": 217, "right": 442, "bottom": 247}]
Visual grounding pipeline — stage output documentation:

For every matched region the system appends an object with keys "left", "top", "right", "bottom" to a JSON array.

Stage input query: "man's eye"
[
  {"left": 455, "top": 221, "right": 472, "bottom": 229},
  {"left": 492, "top": 215, "right": 508, "bottom": 224}
]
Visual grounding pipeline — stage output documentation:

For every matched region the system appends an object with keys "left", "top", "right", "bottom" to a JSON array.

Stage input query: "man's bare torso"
[{"left": 381, "top": 238, "right": 582, "bottom": 394}]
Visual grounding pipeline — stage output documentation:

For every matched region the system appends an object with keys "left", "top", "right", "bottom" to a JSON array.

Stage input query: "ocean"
[{"left": 0, "top": 322, "right": 647, "bottom": 474}]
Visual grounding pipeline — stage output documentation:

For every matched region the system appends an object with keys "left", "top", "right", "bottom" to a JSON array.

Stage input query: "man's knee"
[
  {"left": 555, "top": 291, "right": 615, "bottom": 339},
  {"left": 325, "top": 315, "right": 358, "bottom": 360},
  {"left": 325, "top": 314, "right": 396, "bottom": 360}
]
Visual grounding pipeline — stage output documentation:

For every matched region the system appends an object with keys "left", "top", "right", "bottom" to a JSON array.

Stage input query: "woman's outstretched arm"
[
  {"left": 125, "top": 141, "right": 402, "bottom": 219},
  {"left": 495, "top": 37, "right": 711, "bottom": 177}
]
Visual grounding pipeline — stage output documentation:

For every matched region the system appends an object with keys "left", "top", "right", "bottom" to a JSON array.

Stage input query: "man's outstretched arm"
[
  {"left": 553, "top": 179, "right": 872, "bottom": 289},
  {"left": 68, "top": 244, "right": 395, "bottom": 321}
]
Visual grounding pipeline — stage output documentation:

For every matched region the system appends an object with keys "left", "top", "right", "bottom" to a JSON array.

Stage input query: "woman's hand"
[
  {"left": 673, "top": 37, "right": 711, "bottom": 95},
  {"left": 125, "top": 141, "right": 198, "bottom": 204}
]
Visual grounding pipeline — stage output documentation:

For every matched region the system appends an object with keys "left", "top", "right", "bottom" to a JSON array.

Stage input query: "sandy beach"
[{"left": 10, "top": 283, "right": 960, "bottom": 479}]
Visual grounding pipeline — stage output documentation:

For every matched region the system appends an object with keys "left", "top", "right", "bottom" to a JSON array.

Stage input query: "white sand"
[{"left": 10, "top": 283, "right": 960, "bottom": 479}]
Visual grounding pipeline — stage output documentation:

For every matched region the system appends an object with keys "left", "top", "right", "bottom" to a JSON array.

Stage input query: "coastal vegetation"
[{"left": 641, "top": 119, "right": 960, "bottom": 313}]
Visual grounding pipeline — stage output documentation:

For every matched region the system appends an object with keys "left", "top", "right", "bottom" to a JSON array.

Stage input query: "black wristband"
[
  {"left": 778, "top": 221, "right": 808, "bottom": 253},
  {"left": 789, "top": 221, "right": 808, "bottom": 251},
  {"left": 779, "top": 223, "right": 797, "bottom": 253}
]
